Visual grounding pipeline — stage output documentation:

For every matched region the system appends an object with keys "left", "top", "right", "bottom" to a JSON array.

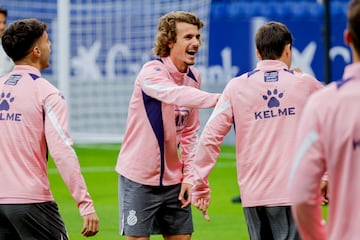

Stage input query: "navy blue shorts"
[
  {"left": 118, "top": 175, "right": 193, "bottom": 237},
  {"left": 0, "top": 201, "right": 69, "bottom": 240}
]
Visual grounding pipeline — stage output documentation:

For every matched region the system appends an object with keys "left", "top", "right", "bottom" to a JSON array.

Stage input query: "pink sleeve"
[
  {"left": 289, "top": 98, "right": 326, "bottom": 240},
  {"left": 302, "top": 72, "right": 324, "bottom": 92},
  {"left": 139, "top": 62, "right": 219, "bottom": 109},
  {"left": 192, "top": 90, "right": 234, "bottom": 202},
  {"left": 312, "top": 77, "right": 324, "bottom": 92},
  {"left": 180, "top": 108, "right": 200, "bottom": 185},
  {"left": 44, "top": 92, "right": 96, "bottom": 216}
]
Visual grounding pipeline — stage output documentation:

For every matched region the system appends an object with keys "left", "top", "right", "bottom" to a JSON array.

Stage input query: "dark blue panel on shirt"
[
  {"left": 247, "top": 69, "right": 259, "bottom": 78},
  {"left": 142, "top": 90, "right": 165, "bottom": 186},
  {"left": 29, "top": 73, "right": 40, "bottom": 80},
  {"left": 336, "top": 77, "right": 352, "bottom": 89},
  {"left": 187, "top": 68, "right": 198, "bottom": 83}
]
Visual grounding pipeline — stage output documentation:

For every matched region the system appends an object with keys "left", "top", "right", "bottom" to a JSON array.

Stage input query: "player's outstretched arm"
[{"left": 81, "top": 212, "right": 99, "bottom": 237}]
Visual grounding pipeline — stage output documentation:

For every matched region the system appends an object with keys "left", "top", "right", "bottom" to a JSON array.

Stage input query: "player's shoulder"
[
  {"left": 143, "top": 58, "right": 165, "bottom": 69},
  {"left": 307, "top": 82, "right": 337, "bottom": 106},
  {"left": 220, "top": 74, "right": 249, "bottom": 95},
  {"left": 292, "top": 70, "right": 318, "bottom": 82},
  {"left": 315, "top": 78, "right": 355, "bottom": 97},
  {"left": 227, "top": 69, "right": 259, "bottom": 85},
  {"left": 290, "top": 71, "right": 324, "bottom": 90},
  {"left": 36, "top": 75, "right": 56, "bottom": 88},
  {"left": 139, "top": 59, "right": 168, "bottom": 76}
]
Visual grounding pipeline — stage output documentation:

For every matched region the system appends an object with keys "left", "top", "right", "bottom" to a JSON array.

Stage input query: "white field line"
[{"left": 48, "top": 153, "right": 236, "bottom": 174}]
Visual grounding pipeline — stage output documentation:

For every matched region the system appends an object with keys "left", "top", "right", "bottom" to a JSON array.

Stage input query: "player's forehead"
[{"left": 175, "top": 22, "right": 199, "bottom": 36}]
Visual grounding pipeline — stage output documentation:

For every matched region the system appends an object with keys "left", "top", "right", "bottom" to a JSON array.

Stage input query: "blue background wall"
[
  {"left": 208, "top": 0, "right": 350, "bottom": 83},
  {"left": 3, "top": 0, "right": 351, "bottom": 83}
]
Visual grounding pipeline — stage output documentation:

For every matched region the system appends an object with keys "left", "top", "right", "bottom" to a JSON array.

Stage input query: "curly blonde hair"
[{"left": 152, "top": 11, "right": 204, "bottom": 57}]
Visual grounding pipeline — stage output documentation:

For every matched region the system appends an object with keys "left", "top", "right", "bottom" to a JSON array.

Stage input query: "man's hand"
[
  {"left": 193, "top": 198, "right": 211, "bottom": 221},
  {"left": 179, "top": 183, "right": 192, "bottom": 208},
  {"left": 81, "top": 212, "right": 99, "bottom": 237},
  {"left": 321, "top": 180, "right": 329, "bottom": 205}
]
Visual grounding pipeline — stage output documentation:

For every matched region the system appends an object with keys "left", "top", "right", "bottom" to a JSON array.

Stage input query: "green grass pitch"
[{"left": 48, "top": 144, "right": 327, "bottom": 240}]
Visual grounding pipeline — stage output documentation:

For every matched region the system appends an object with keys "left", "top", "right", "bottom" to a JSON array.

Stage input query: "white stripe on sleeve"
[
  {"left": 289, "top": 130, "right": 319, "bottom": 184},
  {"left": 45, "top": 100, "right": 76, "bottom": 155}
]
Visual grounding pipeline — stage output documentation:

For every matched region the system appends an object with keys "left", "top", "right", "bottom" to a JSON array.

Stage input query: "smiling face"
[{"left": 168, "top": 21, "right": 200, "bottom": 73}]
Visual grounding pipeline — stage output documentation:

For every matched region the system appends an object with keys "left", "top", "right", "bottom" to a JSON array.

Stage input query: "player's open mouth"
[{"left": 186, "top": 50, "right": 196, "bottom": 56}]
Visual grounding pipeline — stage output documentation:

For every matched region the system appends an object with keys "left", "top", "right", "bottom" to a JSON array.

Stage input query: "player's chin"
[{"left": 185, "top": 59, "right": 195, "bottom": 66}]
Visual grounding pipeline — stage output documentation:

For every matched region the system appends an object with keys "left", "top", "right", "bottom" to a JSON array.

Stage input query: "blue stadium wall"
[
  {"left": 208, "top": 0, "right": 349, "bottom": 84},
  {"left": 3, "top": 0, "right": 350, "bottom": 84}
]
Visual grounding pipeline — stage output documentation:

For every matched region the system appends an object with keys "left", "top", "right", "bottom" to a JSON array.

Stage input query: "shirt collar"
[{"left": 13, "top": 65, "right": 42, "bottom": 77}]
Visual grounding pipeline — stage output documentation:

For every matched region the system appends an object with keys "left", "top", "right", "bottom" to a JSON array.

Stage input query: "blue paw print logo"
[
  {"left": 0, "top": 92, "right": 15, "bottom": 111},
  {"left": 263, "top": 89, "right": 283, "bottom": 108}
]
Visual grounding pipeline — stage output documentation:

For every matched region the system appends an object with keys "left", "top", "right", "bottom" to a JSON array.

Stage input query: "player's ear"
[
  {"left": 344, "top": 29, "right": 352, "bottom": 46},
  {"left": 256, "top": 49, "right": 262, "bottom": 60},
  {"left": 31, "top": 46, "right": 41, "bottom": 57},
  {"left": 284, "top": 43, "right": 291, "bottom": 58}
]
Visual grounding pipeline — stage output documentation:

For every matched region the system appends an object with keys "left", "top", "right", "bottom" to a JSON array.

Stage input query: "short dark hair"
[
  {"left": 2, "top": 18, "right": 47, "bottom": 62},
  {"left": 255, "top": 21, "right": 293, "bottom": 60},
  {"left": 347, "top": 0, "right": 360, "bottom": 54},
  {"left": 0, "top": 6, "right": 8, "bottom": 18}
]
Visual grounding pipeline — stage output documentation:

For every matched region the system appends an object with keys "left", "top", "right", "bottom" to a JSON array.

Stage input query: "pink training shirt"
[
  {"left": 192, "top": 60, "right": 323, "bottom": 207},
  {"left": 115, "top": 57, "right": 219, "bottom": 186},
  {"left": 290, "top": 63, "right": 360, "bottom": 240},
  {"left": 0, "top": 65, "right": 95, "bottom": 216}
]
